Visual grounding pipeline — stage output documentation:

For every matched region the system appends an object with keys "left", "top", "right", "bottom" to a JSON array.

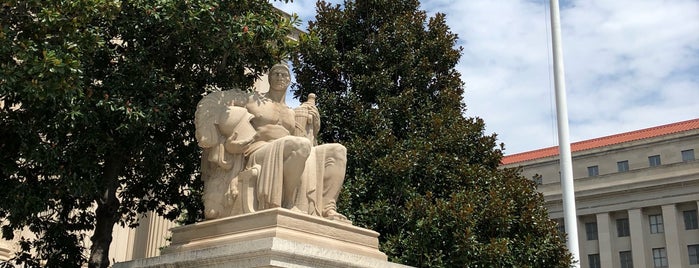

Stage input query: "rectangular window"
[
  {"left": 649, "top": 155, "right": 661, "bottom": 167},
  {"left": 653, "top": 248, "right": 667, "bottom": 268},
  {"left": 689, "top": 244, "right": 699, "bottom": 265},
  {"left": 586, "top": 222, "right": 598, "bottom": 240},
  {"left": 588, "top": 254, "right": 601, "bottom": 268},
  {"left": 556, "top": 219, "right": 566, "bottom": 234},
  {"left": 652, "top": 248, "right": 668, "bottom": 268},
  {"left": 587, "top": 165, "right": 599, "bottom": 177},
  {"left": 617, "top": 160, "right": 629, "bottom": 172},
  {"left": 617, "top": 218, "right": 630, "bottom": 237},
  {"left": 532, "top": 174, "right": 543, "bottom": 186},
  {"left": 683, "top": 149, "right": 695, "bottom": 162},
  {"left": 685, "top": 210, "right": 699, "bottom": 230},
  {"left": 619, "top": 251, "right": 633, "bottom": 268},
  {"left": 649, "top": 214, "right": 664, "bottom": 234}
]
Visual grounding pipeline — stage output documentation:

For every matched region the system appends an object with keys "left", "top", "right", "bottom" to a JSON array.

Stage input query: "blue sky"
[{"left": 273, "top": 0, "right": 699, "bottom": 155}]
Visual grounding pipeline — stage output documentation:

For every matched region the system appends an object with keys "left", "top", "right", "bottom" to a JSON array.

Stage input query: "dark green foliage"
[
  {"left": 0, "top": 0, "right": 296, "bottom": 267},
  {"left": 292, "top": 0, "right": 572, "bottom": 267}
]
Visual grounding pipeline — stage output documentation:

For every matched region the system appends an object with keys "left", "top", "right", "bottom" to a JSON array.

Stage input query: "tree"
[
  {"left": 292, "top": 0, "right": 572, "bottom": 267},
  {"left": 0, "top": 0, "right": 297, "bottom": 267}
]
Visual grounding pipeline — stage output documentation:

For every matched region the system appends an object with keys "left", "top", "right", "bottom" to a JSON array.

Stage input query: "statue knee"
[
  {"left": 283, "top": 137, "right": 312, "bottom": 159},
  {"left": 327, "top": 144, "right": 347, "bottom": 163}
]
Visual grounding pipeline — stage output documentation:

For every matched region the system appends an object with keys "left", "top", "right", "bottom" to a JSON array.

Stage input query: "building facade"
[
  {"left": 502, "top": 119, "right": 699, "bottom": 268},
  {"left": 0, "top": 212, "right": 173, "bottom": 265}
]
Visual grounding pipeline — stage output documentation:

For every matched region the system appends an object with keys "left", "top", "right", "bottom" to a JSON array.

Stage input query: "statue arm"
[
  {"left": 309, "top": 105, "right": 321, "bottom": 136},
  {"left": 306, "top": 93, "right": 321, "bottom": 136},
  {"left": 304, "top": 105, "right": 321, "bottom": 137},
  {"left": 293, "top": 101, "right": 320, "bottom": 144},
  {"left": 221, "top": 106, "right": 256, "bottom": 154}
]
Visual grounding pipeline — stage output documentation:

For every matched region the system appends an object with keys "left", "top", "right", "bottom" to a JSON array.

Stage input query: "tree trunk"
[{"left": 88, "top": 154, "right": 125, "bottom": 268}]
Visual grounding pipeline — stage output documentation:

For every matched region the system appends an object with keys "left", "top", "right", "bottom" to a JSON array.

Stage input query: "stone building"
[{"left": 501, "top": 119, "right": 699, "bottom": 268}]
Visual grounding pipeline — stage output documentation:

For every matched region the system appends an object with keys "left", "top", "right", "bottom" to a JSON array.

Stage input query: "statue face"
[{"left": 268, "top": 67, "right": 291, "bottom": 92}]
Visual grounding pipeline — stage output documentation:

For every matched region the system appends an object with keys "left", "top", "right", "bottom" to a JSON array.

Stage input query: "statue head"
[{"left": 268, "top": 63, "right": 291, "bottom": 92}]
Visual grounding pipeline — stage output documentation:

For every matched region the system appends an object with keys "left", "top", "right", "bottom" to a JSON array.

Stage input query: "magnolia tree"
[
  {"left": 0, "top": 1, "right": 297, "bottom": 267},
  {"left": 292, "top": 0, "right": 573, "bottom": 267}
]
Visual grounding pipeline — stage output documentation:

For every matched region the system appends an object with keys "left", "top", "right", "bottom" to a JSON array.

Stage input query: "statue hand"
[
  {"left": 306, "top": 105, "right": 319, "bottom": 120},
  {"left": 304, "top": 104, "right": 321, "bottom": 134},
  {"left": 255, "top": 124, "right": 290, "bottom": 141},
  {"left": 225, "top": 132, "right": 253, "bottom": 154}
]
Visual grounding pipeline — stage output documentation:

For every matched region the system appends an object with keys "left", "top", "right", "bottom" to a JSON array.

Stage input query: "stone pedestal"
[{"left": 114, "top": 208, "right": 410, "bottom": 268}]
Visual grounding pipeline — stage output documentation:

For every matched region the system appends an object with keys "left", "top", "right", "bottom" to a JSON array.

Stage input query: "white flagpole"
[{"left": 549, "top": 0, "right": 580, "bottom": 266}]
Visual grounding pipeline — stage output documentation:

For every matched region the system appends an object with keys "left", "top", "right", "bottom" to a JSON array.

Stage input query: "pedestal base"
[{"left": 114, "top": 208, "right": 410, "bottom": 268}]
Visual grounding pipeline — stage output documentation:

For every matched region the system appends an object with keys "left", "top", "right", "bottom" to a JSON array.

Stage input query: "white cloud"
[
  {"left": 559, "top": 0, "right": 699, "bottom": 147},
  {"left": 275, "top": 0, "right": 699, "bottom": 154}
]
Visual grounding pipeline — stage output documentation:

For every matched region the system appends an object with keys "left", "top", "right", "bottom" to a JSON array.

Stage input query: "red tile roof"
[{"left": 501, "top": 118, "right": 699, "bottom": 165}]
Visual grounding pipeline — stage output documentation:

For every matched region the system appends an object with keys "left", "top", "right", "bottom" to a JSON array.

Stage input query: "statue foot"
[
  {"left": 323, "top": 210, "right": 352, "bottom": 224},
  {"left": 204, "top": 209, "right": 219, "bottom": 220}
]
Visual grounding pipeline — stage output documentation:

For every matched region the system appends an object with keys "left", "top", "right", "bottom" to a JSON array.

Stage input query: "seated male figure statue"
[{"left": 194, "top": 63, "right": 349, "bottom": 223}]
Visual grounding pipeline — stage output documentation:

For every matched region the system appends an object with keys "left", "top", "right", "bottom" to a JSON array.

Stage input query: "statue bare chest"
[{"left": 246, "top": 101, "right": 295, "bottom": 132}]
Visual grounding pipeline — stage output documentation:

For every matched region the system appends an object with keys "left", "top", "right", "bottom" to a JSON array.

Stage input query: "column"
[
  {"left": 596, "top": 213, "right": 613, "bottom": 267},
  {"left": 628, "top": 208, "right": 647, "bottom": 267},
  {"left": 130, "top": 213, "right": 152, "bottom": 259},
  {"left": 661, "top": 204, "right": 682, "bottom": 268},
  {"left": 144, "top": 212, "right": 177, "bottom": 258},
  {"left": 108, "top": 224, "right": 136, "bottom": 262},
  {"left": 577, "top": 217, "right": 587, "bottom": 267}
]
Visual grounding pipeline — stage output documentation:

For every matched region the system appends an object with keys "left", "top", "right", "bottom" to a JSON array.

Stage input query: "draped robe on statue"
[{"left": 195, "top": 89, "right": 347, "bottom": 222}]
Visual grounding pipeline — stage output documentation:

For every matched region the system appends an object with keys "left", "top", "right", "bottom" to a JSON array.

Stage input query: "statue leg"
[
  {"left": 280, "top": 136, "right": 312, "bottom": 210},
  {"left": 317, "top": 144, "right": 349, "bottom": 221}
]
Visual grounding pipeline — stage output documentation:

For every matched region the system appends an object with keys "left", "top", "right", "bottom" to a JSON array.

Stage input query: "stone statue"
[{"left": 194, "top": 63, "right": 350, "bottom": 223}]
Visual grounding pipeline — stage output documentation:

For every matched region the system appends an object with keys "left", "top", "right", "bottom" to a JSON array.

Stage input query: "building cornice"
[{"left": 502, "top": 118, "right": 699, "bottom": 166}]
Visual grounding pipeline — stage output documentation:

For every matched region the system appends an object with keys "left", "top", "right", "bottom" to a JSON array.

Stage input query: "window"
[
  {"left": 617, "top": 218, "right": 630, "bottom": 237},
  {"left": 587, "top": 165, "right": 599, "bottom": 177},
  {"left": 689, "top": 244, "right": 699, "bottom": 265},
  {"left": 652, "top": 248, "right": 668, "bottom": 268},
  {"left": 556, "top": 219, "right": 566, "bottom": 234},
  {"left": 586, "top": 222, "right": 598, "bottom": 240},
  {"left": 649, "top": 155, "right": 661, "bottom": 167},
  {"left": 532, "top": 174, "right": 543, "bottom": 186},
  {"left": 617, "top": 160, "right": 629, "bottom": 172},
  {"left": 619, "top": 251, "right": 633, "bottom": 268},
  {"left": 649, "top": 214, "right": 664, "bottom": 234},
  {"left": 685, "top": 210, "right": 698, "bottom": 230},
  {"left": 588, "top": 254, "right": 601, "bottom": 268},
  {"left": 683, "top": 149, "right": 695, "bottom": 162}
]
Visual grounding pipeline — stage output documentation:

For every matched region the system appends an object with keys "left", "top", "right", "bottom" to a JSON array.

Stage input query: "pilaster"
[
  {"left": 628, "top": 208, "right": 647, "bottom": 267},
  {"left": 596, "top": 212, "right": 613, "bottom": 267},
  {"left": 661, "top": 204, "right": 682, "bottom": 267}
]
